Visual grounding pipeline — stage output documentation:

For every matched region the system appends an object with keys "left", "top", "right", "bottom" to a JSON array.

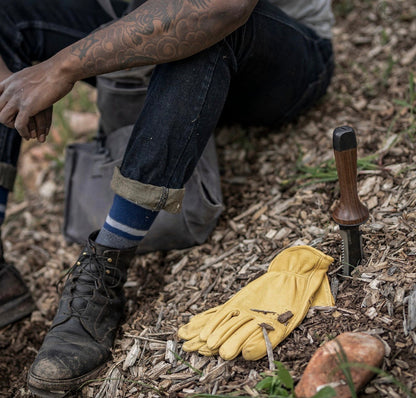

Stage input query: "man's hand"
[
  {"left": 0, "top": 60, "right": 74, "bottom": 140},
  {"left": 28, "top": 107, "right": 53, "bottom": 143}
]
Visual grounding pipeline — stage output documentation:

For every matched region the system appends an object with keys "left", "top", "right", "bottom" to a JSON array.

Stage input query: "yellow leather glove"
[
  {"left": 178, "top": 246, "right": 334, "bottom": 360},
  {"left": 179, "top": 306, "right": 222, "bottom": 354},
  {"left": 179, "top": 275, "right": 334, "bottom": 356}
]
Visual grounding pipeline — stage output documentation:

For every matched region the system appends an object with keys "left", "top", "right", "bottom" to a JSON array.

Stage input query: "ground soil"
[{"left": 1, "top": 0, "right": 416, "bottom": 397}]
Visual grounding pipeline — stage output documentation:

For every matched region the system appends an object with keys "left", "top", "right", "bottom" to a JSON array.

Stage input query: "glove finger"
[
  {"left": 240, "top": 328, "right": 267, "bottom": 360},
  {"left": 310, "top": 275, "right": 335, "bottom": 307},
  {"left": 199, "top": 308, "right": 241, "bottom": 341},
  {"left": 241, "top": 324, "right": 288, "bottom": 361},
  {"left": 182, "top": 336, "right": 207, "bottom": 352},
  {"left": 198, "top": 344, "right": 219, "bottom": 357},
  {"left": 182, "top": 337, "right": 218, "bottom": 356},
  {"left": 206, "top": 313, "right": 253, "bottom": 350},
  {"left": 178, "top": 305, "right": 223, "bottom": 340},
  {"left": 267, "top": 245, "right": 333, "bottom": 274},
  {"left": 218, "top": 320, "right": 261, "bottom": 360}
]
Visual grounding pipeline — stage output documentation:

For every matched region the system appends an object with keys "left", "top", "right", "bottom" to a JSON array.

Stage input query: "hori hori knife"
[{"left": 332, "top": 126, "right": 369, "bottom": 276}]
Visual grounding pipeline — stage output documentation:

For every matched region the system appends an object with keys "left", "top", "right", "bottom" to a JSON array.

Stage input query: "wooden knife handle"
[{"left": 332, "top": 126, "right": 369, "bottom": 226}]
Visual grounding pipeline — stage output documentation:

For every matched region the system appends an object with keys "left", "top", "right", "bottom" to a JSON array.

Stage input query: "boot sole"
[
  {"left": 27, "top": 363, "right": 106, "bottom": 397},
  {"left": 0, "top": 292, "right": 36, "bottom": 328}
]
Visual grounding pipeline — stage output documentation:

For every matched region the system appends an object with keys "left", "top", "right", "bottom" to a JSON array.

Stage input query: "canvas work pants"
[{"left": 0, "top": 0, "right": 333, "bottom": 213}]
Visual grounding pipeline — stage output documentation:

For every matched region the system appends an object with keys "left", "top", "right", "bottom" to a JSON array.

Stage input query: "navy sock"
[
  {"left": 0, "top": 187, "right": 9, "bottom": 226},
  {"left": 96, "top": 194, "right": 158, "bottom": 249}
]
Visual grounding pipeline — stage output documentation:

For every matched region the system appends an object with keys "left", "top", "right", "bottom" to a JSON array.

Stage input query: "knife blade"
[{"left": 332, "top": 126, "right": 369, "bottom": 275}]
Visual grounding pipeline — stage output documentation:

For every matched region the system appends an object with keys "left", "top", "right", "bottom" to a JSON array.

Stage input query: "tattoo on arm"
[
  {"left": 69, "top": 0, "right": 237, "bottom": 77},
  {"left": 70, "top": 36, "right": 100, "bottom": 60},
  {"left": 189, "top": 0, "right": 210, "bottom": 7}
]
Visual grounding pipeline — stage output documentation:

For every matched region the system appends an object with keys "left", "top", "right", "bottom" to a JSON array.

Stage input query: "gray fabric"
[
  {"left": 270, "top": 0, "right": 334, "bottom": 39},
  {"left": 63, "top": 128, "right": 223, "bottom": 251},
  {"left": 96, "top": 67, "right": 154, "bottom": 135},
  {"left": 64, "top": 140, "right": 116, "bottom": 243}
]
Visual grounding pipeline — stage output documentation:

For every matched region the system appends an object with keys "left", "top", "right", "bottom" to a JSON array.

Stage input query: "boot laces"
[{"left": 56, "top": 249, "right": 124, "bottom": 319}]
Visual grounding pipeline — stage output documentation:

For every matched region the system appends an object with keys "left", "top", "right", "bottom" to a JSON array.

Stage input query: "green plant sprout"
[
  {"left": 171, "top": 350, "right": 204, "bottom": 376},
  {"left": 334, "top": 341, "right": 416, "bottom": 398},
  {"left": 192, "top": 361, "right": 336, "bottom": 398},
  {"left": 282, "top": 147, "right": 378, "bottom": 189},
  {"left": 392, "top": 72, "right": 416, "bottom": 139},
  {"left": 381, "top": 55, "right": 395, "bottom": 87},
  {"left": 191, "top": 350, "right": 414, "bottom": 398},
  {"left": 255, "top": 361, "right": 335, "bottom": 398}
]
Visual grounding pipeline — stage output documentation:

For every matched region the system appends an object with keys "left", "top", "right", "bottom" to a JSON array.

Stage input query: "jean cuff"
[
  {"left": 0, "top": 162, "right": 17, "bottom": 190},
  {"left": 111, "top": 167, "right": 185, "bottom": 214}
]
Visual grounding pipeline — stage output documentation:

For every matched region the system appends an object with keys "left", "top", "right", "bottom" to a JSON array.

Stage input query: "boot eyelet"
[
  {"left": 107, "top": 258, "right": 113, "bottom": 263},
  {"left": 105, "top": 269, "right": 111, "bottom": 275},
  {"left": 76, "top": 261, "right": 81, "bottom": 266},
  {"left": 82, "top": 252, "right": 87, "bottom": 255}
]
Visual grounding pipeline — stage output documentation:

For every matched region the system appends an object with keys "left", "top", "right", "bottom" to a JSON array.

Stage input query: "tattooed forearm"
[
  {"left": 66, "top": 0, "right": 255, "bottom": 79},
  {"left": 70, "top": 36, "right": 100, "bottom": 60}
]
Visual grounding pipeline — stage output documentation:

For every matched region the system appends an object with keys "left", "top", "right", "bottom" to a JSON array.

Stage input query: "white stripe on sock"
[{"left": 105, "top": 215, "right": 148, "bottom": 237}]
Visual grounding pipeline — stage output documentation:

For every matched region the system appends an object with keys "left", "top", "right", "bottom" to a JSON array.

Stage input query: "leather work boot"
[
  {"left": 0, "top": 236, "right": 36, "bottom": 328},
  {"left": 27, "top": 231, "right": 136, "bottom": 397}
]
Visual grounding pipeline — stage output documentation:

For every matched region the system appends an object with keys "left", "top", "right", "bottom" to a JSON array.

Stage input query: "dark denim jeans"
[{"left": 0, "top": 0, "right": 333, "bottom": 196}]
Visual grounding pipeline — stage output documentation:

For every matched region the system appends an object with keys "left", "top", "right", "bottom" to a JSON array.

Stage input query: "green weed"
[
  {"left": 392, "top": 72, "right": 416, "bottom": 139},
  {"left": 255, "top": 361, "right": 335, "bottom": 398},
  {"left": 192, "top": 395, "right": 251, "bottom": 397},
  {"left": 192, "top": 361, "right": 336, "bottom": 398},
  {"left": 333, "top": 341, "right": 416, "bottom": 398},
  {"left": 333, "top": 0, "right": 354, "bottom": 17},
  {"left": 171, "top": 351, "right": 204, "bottom": 376},
  {"left": 381, "top": 55, "right": 395, "bottom": 88},
  {"left": 282, "top": 148, "right": 378, "bottom": 189},
  {"left": 255, "top": 361, "right": 295, "bottom": 397},
  {"left": 51, "top": 81, "right": 97, "bottom": 152},
  {"left": 11, "top": 175, "right": 26, "bottom": 203},
  {"left": 380, "top": 29, "right": 390, "bottom": 46}
]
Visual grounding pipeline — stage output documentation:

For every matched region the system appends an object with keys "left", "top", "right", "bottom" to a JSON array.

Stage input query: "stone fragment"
[{"left": 295, "top": 332, "right": 385, "bottom": 398}]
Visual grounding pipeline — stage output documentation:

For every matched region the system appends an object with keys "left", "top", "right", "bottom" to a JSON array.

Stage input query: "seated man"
[{"left": 0, "top": 0, "right": 334, "bottom": 396}]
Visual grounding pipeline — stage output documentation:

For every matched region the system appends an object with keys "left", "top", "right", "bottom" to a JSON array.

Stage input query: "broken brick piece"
[{"left": 295, "top": 332, "right": 385, "bottom": 398}]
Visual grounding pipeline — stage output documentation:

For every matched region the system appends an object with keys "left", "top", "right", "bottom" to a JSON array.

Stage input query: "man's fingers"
[
  {"left": 28, "top": 118, "right": 37, "bottom": 138},
  {"left": 43, "top": 107, "right": 53, "bottom": 142},
  {"left": 45, "top": 106, "right": 52, "bottom": 128},
  {"left": 0, "top": 101, "right": 18, "bottom": 130},
  {"left": 14, "top": 112, "right": 31, "bottom": 140},
  {"left": 0, "top": 92, "right": 6, "bottom": 112},
  {"left": 34, "top": 114, "right": 46, "bottom": 142},
  {"left": 34, "top": 107, "right": 53, "bottom": 143}
]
